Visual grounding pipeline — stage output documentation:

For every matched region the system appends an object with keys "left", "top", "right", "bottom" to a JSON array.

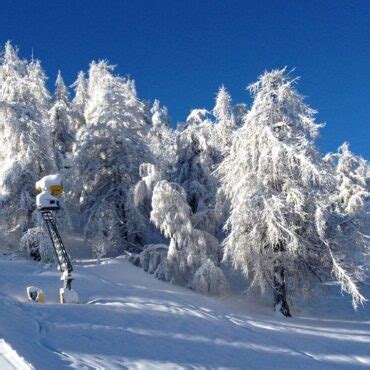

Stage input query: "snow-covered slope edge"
[{"left": 0, "top": 339, "right": 34, "bottom": 370}]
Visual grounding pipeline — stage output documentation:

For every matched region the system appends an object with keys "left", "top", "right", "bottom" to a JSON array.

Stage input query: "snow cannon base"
[
  {"left": 27, "top": 286, "right": 44, "bottom": 303},
  {"left": 36, "top": 192, "right": 60, "bottom": 210},
  {"left": 60, "top": 288, "right": 79, "bottom": 304}
]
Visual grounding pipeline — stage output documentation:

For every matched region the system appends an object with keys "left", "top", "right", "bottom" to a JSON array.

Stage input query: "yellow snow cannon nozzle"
[
  {"left": 50, "top": 184, "right": 63, "bottom": 196},
  {"left": 35, "top": 174, "right": 63, "bottom": 196}
]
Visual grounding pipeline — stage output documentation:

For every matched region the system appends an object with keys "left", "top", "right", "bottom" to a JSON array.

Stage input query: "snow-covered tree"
[
  {"left": 174, "top": 110, "right": 218, "bottom": 235},
  {"left": 232, "top": 103, "right": 248, "bottom": 127},
  {"left": 0, "top": 42, "right": 54, "bottom": 241},
  {"left": 70, "top": 71, "right": 87, "bottom": 133},
  {"left": 92, "top": 236, "right": 107, "bottom": 264},
  {"left": 71, "top": 60, "right": 153, "bottom": 254},
  {"left": 150, "top": 180, "right": 226, "bottom": 293},
  {"left": 219, "top": 69, "right": 365, "bottom": 316},
  {"left": 325, "top": 142, "right": 369, "bottom": 216},
  {"left": 127, "top": 163, "right": 163, "bottom": 247},
  {"left": 28, "top": 59, "right": 51, "bottom": 115},
  {"left": 151, "top": 99, "right": 170, "bottom": 128},
  {"left": 49, "top": 71, "right": 73, "bottom": 170},
  {"left": 146, "top": 99, "right": 175, "bottom": 175},
  {"left": 54, "top": 70, "right": 68, "bottom": 102},
  {"left": 185, "top": 108, "right": 210, "bottom": 125},
  {"left": 325, "top": 143, "right": 369, "bottom": 272},
  {"left": 212, "top": 87, "right": 239, "bottom": 240},
  {"left": 19, "top": 224, "right": 54, "bottom": 262},
  {"left": 213, "top": 86, "right": 237, "bottom": 155}
]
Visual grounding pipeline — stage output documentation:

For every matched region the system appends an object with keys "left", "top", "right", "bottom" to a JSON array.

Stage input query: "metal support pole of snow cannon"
[{"left": 35, "top": 174, "right": 79, "bottom": 304}]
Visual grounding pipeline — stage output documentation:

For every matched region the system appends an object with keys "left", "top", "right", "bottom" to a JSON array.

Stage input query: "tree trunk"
[{"left": 273, "top": 261, "right": 291, "bottom": 317}]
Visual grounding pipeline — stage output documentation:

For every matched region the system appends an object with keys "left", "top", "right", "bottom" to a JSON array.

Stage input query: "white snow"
[
  {"left": 0, "top": 243, "right": 369, "bottom": 369},
  {"left": 0, "top": 339, "right": 33, "bottom": 370}
]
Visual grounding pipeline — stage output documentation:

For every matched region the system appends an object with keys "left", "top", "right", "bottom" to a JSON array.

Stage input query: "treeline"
[{"left": 0, "top": 42, "right": 368, "bottom": 315}]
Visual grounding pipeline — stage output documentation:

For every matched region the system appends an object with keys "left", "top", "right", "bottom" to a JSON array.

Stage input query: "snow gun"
[{"left": 27, "top": 174, "right": 79, "bottom": 304}]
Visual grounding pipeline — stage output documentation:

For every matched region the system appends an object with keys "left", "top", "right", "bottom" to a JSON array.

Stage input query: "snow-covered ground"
[
  {"left": 0, "top": 339, "right": 33, "bottom": 370},
  {"left": 0, "top": 239, "right": 369, "bottom": 369}
]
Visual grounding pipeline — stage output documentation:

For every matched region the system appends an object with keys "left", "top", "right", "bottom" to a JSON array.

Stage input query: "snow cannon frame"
[{"left": 34, "top": 174, "right": 79, "bottom": 304}]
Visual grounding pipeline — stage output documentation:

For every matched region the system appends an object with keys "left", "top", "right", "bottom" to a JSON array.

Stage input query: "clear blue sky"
[{"left": 1, "top": 0, "right": 369, "bottom": 158}]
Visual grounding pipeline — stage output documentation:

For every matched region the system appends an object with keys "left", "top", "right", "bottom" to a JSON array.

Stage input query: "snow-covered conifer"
[
  {"left": 232, "top": 103, "right": 248, "bottom": 127},
  {"left": 54, "top": 70, "right": 69, "bottom": 103},
  {"left": 212, "top": 87, "right": 239, "bottom": 239},
  {"left": 325, "top": 142, "right": 369, "bottom": 216},
  {"left": 0, "top": 42, "right": 54, "bottom": 241},
  {"left": 219, "top": 69, "right": 365, "bottom": 315},
  {"left": 185, "top": 108, "right": 210, "bottom": 125},
  {"left": 174, "top": 110, "right": 218, "bottom": 235},
  {"left": 19, "top": 225, "right": 54, "bottom": 262},
  {"left": 127, "top": 163, "right": 163, "bottom": 247},
  {"left": 71, "top": 61, "right": 152, "bottom": 254},
  {"left": 150, "top": 180, "right": 225, "bottom": 293},
  {"left": 92, "top": 236, "right": 107, "bottom": 264},
  {"left": 27, "top": 59, "right": 51, "bottom": 115},
  {"left": 146, "top": 99, "right": 175, "bottom": 175},
  {"left": 213, "top": 86, "right": 237, "bottom": 155},
  {"left": 70, "top": 71, "right": 88, "bottom": 133},
  {"left": 324, "top": 143, "right": 370, "bottom": 275},
  {"left": 49, "top": 71, "right": 73, "bottom": 169},
  {"left": 151, "top": 99, "right": 170, "bottom": 128}
]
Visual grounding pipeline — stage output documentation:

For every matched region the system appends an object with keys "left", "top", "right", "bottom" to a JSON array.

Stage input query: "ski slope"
[{"left": 0, "top": 249, "right": 369, "bottom": 369}]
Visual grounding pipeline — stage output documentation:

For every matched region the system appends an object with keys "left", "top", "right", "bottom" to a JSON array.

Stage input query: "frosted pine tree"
[
  {"left": 127, "top": 163, "right": 163, "bottom": 247},
  {"left": 0, "top": 42, "right": 54, "bottom": 242},
  {"left": 232, "top": 103, "right": 248, "bottom": 127},
  {"left": 49, "top": 71, "right": 73, "bottom": 170},
  {"left": 150, "top": 180, "right": 227, "bottom": 294},
  {"left": 213, "top": 86, "right": 237, "bottom": 155},
  {"left": 151, "top": 99, "right": 170, "bottom": 129},
  {"left": 219, "top": 69, "right": 365, "bottom": 316},
  {"left": 54, "top": 70, "right": 68, "bottom": 102},
  {"left": 70, "top": 71, "right": 88, "bottom": 133},
  {"left": 174, "top": 109, "right": 218, "bottom": 235},
  {"left": 128, "top": 100, "right": 174, "bottom": 248},
  {"left": 19, "top": 224, "right": 54, "bottom": 262},
  {"left": 28, "top": 59, "right": 51, "bottom": 116},
  {"left": 146, "top": 99, "right": 175, "bottom": 175},
  {"left": 212, "top": 87, "right": 238, "bottom": 240},
  {"left": 71, "top": 61, "right": 152, "bottom": 254},
  {"left": 324, "top": 143, "right": 369, "bottom": 267},
  {"left": 325, "top": 142, "right": 369, "bottom": 216}
]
